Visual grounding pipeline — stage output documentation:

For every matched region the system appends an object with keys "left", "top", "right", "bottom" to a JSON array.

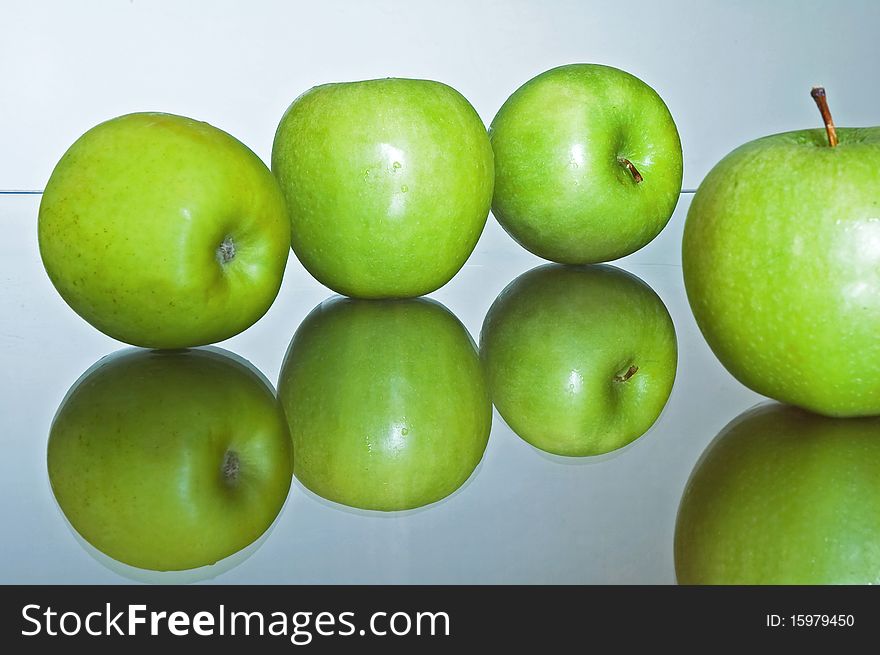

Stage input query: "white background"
[
  {"left": 2, "top": 0, "right": 879, "bottom": 192},
  {"left": 0, "top": 1, "right": 877, "bottom": 584}
]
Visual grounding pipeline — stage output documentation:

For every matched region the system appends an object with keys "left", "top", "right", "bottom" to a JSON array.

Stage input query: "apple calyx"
[
  {"left": 614, "top": 364, "right": 639, "bottom": 383},
  {"left": 216, "top": 235, "right": 236, "bottom": 265},
  {"left": 221, "top": 450, "right": 241, "bottom": 486},
  {"left": 810, "top": 87, "right": 839, "bottom": 148},
  {"left": 618, "top": 158, "right": 644, "bottom": 184}
]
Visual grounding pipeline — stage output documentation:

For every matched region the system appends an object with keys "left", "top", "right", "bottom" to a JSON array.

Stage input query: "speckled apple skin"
[
  {"left": 480, "top": 264, "right": 677, "bottom": 457},
  {"left": 272, "top": 78, "right": 494, "bottom": 299},
  {"left": 38, "top": 113, "right": 291, "bottom": 349},
  {"left": 278, "top": 297, "right": 491, "bottom": 511},
  {"left": 489, "top": 64, "right": 683, "bottom": 264},
  {"left": 675, "top": 403, "right": 880, "bottom": 584},
  {"left": 683, "top": 127, "right": 880, "bottom": 417}
]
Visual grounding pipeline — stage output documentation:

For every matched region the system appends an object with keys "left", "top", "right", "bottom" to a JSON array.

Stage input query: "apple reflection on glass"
[
  {"left": 46, "top": 347, "right": 293, "bottom": 576},
  {"left": 675, "top": 403, "right": 880, "bottom": 585},
  {"left": 480, "top": 264, "right": 677, "bottom": 457},
  {"left": 278, "top": 296, "right": 492, "bottom": 512}
]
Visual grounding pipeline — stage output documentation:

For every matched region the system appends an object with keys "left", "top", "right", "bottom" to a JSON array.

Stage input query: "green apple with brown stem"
[
  {"left": 489, "top": 64, "right": 683, "bottom": 264},
  {"left": 683, "top": 88, "right": 880, "bottom": 417}
]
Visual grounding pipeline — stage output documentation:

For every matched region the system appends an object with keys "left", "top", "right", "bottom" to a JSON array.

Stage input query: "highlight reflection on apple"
[
  {"left": 675, "top": 403, "right": 880, "bottom": 585},
  {"left": 480, "top": 263, "right": 677, "bottom": 457},
  {"left": 47, "top": 347, "right": 293, "bottom": 573},
  {"left": 278, "top": 296, "right": 492, "bottom": 512}
]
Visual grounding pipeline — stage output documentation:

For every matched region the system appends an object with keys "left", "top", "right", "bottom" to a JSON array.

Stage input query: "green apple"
[
  {"left": 675, "top": 403, "right": 880, "bottom": 584},
  {"left": 271, "top": 78, "right": 494, "bottom": 298},
  {"left": 47, "top": 347, "right": 292, "bottom": 571},
  {"left": 489, "top": 64, "right": 683, "bottom": 264},
  {"left": 683, "top": 89, "right": 880, "bottom": 417},
  {"left": 480, "top": 264, "right": 677, "bottom": 456},
  {"left": 39, "top": 112, "right": 290, "bottom": 349},
  {"left": 278, "top": 296, "right": 491, "bottom": 511}
]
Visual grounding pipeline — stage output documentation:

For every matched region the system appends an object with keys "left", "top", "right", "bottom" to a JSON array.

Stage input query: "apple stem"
[
  {"left": 222, "top": 450, "right": 240, "bottom": 485},
  {"left": 614, "top": 365, "right": 639, "bottom": 383},
  {"left": 618, "top": 158, "right": 643, "bottom": 184},
  {"left": 810, "top": 87, "right": 839, "bottom": 147}
]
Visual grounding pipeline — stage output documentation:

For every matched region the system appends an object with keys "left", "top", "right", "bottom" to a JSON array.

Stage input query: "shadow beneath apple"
[
  {"left": 288, "top": 451, "right": 489, "bottom": 520},
  {"left": 54, "top": 498, "right": 285, "bottom": 584},
  {"left": 497, "top": 411, "right": 652, "bottom": 467},
  {"left": 46, "top": 346, "right": 293, "bottom": 578}
]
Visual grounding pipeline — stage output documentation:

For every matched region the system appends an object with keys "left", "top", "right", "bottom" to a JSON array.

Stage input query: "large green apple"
[
  {"left": 480, "top": 264, "right": 677, "bottom": 456},
  {"left": 47, "top": 347, "right": 292, "bottom": 572},
  {"left": 675, "top": 403, "right": 880, "bottom": 584},
  {"left": 683, "top": 90, "right": 880, "bottom": 416},
  {"left": 489, "top": 64, "right": 683, "bottom": 264},
  {"left": 39, "top": 112, "right": 290, "bottom": 349},
  {"left": 271, "top": 78, "right": 494, "bottom": 298},
  {"left": 278, "top": 296, "right": 491, "bottom": 511}
]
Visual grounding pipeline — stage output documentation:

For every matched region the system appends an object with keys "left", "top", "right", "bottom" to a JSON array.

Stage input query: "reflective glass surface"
[{"left": 0, "top": 192, "right": 765, "bottom": 583}]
